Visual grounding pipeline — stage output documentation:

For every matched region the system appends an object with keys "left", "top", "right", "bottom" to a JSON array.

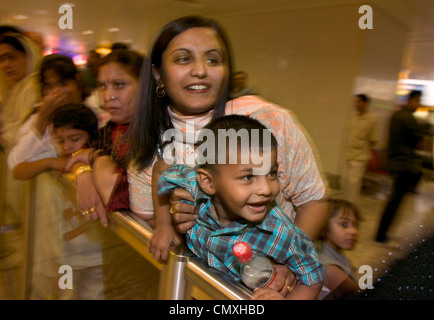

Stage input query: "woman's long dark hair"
[{"left": 128, "top": 15, "right": 234, "bottom": 171}]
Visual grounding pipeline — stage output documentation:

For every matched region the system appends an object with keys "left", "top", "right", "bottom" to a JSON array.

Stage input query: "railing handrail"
[
  {"left": 1, "top": 161, "right": 252, "bottom": 300},
  {"left": 185, "top": 258, "right": 253, "bottom": 300},
  {"left": 108, "top": 210, "right": 252, "bottom": 300}
]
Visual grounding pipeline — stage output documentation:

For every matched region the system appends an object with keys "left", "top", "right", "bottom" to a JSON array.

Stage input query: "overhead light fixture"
[
  {"left": 95, "top": 47, "right": 112, "bottom": 56},
  {"left": 61, "top": 2, "right": 75, "bottom": 7},
  {"left": 108, "top": 27, "right": 120, "bottom": 32},
  {"left": 73, "top": 54, "right": 87, "bottom": 67},
  {"left": 12, "top": 15, "right": 28, "bottom": 20},
  {"left": 82, "top": 30, "right": 94, "bottom": 35}
]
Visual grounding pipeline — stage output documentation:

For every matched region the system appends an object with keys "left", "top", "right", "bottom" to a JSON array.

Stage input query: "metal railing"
[
  {"left": 109, "top": 210, "right": 252, "bottom": 300},
  {"left": 0, "top": 151, "right": 34, "bottom": 300},
  {"left": 0, "top": 159, "right": 252, "bottom": 300}
]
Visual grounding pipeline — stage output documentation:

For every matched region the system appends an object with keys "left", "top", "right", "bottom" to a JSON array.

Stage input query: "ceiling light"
[
  {"left": 108, "top": 27, "right": 120, "bottom": 32},
  {"left": 95, "top": 47, "right": 112, "bottom": 56},
  {"left": 82, "top": 30, "right": 94, "bottom": 35},
  {"left": 12, "top": 15, "right": 28, "bottom": 20},
  {"left": 61, "top": 2, "right": 75, "bottom": 7}
]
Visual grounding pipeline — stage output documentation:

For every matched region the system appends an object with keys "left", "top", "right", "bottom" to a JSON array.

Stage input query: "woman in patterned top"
[
  {"left": 126, "top": 15, "right": 329, "bottom": 298},
  {"left": 127, "top": 15, "right": 328, "bottom": 237}
]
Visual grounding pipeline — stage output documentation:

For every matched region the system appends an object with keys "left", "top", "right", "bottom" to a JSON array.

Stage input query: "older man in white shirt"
[{"left": 341, "top": 94, "right": 379, "bottom": 204}]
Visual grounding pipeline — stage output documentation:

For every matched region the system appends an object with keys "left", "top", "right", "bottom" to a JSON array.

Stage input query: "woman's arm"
[
  {"left": 149, "top": 160, "right": 182, "bottom": 263},
  {"left": 285, "top": 282, "right": 322, "bottom": 300},
  {"left": 324, "top": 264, "right": 360, "bottom": 299},
  {"left": 69, "top": 161, "right": 108, "bottom": 227},
  {"left": 294, "top": 199, "right": 329, "bottom": 240},
  {"left": 92, "top": 155, "right": 119, "bottom": 206}
]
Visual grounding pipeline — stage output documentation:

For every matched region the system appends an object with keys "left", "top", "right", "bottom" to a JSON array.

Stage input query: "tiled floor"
[
  {"left": 337, "top": 177, "right": 434, "bottom": 289},
  {"left": 1, "top": 176, "right": 433, "bottom": 300}
]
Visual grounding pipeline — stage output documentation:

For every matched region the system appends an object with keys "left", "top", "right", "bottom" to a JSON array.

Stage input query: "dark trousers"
[{"left": 375, "top": 170, "right": 422, "bottom": 242}]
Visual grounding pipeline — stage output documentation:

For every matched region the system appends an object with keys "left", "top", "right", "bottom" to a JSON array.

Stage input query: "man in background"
[
  {"left": 341, "top": 94, "right": 379, "bottom": 204},
  {"left": 376, "top": 90, "right": 429, "bottom": 243}
]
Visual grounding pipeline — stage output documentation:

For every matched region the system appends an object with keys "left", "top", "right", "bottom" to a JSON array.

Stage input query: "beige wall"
[
  {"left": 216, "top": 3, "right": 409, "bottom": 176},
  {"left": 353, "top": 5, "right": 409, "bottom": 151}
]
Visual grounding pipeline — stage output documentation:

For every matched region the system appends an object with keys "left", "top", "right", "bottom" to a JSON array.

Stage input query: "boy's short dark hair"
[
  {"left": 356, "top": 94, "right": 370, "bottom": 104},
  {"left": 197, "top": 114, "right": 277, "bottom": 168},
  {"left": 51, "top": 103, "right": 98, "bottom": 143}
]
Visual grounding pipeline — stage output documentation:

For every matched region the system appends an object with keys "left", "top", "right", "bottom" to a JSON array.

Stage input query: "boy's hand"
[{"left": 149, "top": 225, "right": 182, "bottom": 264}]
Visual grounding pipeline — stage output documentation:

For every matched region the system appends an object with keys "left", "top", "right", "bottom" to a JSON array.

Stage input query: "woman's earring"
[{"left": 156, "top": 85, "right": 166, "bottom": 98}]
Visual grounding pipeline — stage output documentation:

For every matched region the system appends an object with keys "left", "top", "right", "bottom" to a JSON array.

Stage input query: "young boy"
[
  {"left": 151, "top": 114, "right": 324, "bottom": 300},
  {"left": 10, "top": 103, "right": 98, "bottom": 179}
]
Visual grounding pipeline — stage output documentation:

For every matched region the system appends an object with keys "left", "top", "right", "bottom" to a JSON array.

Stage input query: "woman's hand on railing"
[
  {"left": 251, "top": 264, "right": 297, "bottom": 300},
  {"left": 75, "top": 167, "right": 109, "bottom": 227},
  {"left": 169, "top": 188, "right": 198, "bottom": 233},
  {"left": 270, "top": 264, "right": 297, "bottom": 297},
  {"left": 251, "top": 287, "right": 286, "bottom": 300}
]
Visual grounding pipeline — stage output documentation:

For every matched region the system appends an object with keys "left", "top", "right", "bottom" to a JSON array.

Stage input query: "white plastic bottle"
[{"left": 232, "top": 241, "right": 276, "bottom": 290}]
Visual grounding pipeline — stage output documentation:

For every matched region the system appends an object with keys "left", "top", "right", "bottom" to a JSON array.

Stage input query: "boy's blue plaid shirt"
[{"left": 158, "top": 164, "right": 324, "bottom": 286}]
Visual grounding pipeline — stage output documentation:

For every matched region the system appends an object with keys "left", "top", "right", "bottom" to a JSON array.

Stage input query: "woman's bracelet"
[
  {"left": 72, "top": 165, "right": 92, "bottom": 183},
  {"left": 71, "top": 149, "right": 85, "bottom": 158},
  {"left": 88, "top": 149, "right": 102, "bottom": 167}
]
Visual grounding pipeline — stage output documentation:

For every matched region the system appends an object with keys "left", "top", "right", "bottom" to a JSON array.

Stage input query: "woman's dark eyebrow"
[{"left": 171, "top": 48, "right": 223, "bottom": 55}]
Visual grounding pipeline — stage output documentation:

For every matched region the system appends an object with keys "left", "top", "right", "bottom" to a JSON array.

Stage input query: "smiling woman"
[
  {"left": 124, "top": 15, "right": 329, "bottom": 299},
  {"left": 153, "top": 27, "right": 229, "bottom": 117},
  {"left": 127, "top": 15, "right": 327, "bottom": 237}
]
